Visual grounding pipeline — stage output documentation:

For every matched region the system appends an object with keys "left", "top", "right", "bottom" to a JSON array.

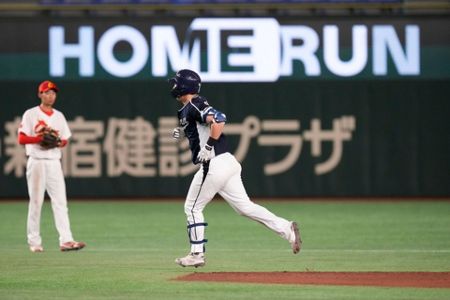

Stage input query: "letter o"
[{"left": 97, "top": 25, "right": 148, "bottom": 77}]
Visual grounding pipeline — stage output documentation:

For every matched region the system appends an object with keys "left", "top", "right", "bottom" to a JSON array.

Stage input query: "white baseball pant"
[
  {"left": 26, "top": 157, "right": 74, "bottom": 246},
  {"left": 184, "top": 152, "right": 295, "bottom": 253}
]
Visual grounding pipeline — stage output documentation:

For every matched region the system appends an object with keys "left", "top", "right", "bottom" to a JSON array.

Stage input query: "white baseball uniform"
[
  {"left": 178, "top": 96, "right": 296, "bottom": 253},
  {"left": 19, "top": 105, "right": 74, "bottom": 247}
]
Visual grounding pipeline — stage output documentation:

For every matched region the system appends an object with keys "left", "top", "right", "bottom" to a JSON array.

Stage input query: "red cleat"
[{"left": 60, "top": 241, "right": 86, "bottom": 252}]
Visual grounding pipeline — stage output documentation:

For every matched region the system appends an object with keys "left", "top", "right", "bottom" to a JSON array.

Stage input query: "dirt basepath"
[{"left": 176, "top": 272, "right": 450, "bottom": 288}]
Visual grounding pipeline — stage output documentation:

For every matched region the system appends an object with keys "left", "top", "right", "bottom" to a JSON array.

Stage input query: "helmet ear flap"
[{"left": 168, "top": 78, "right": 181, "bottom": 98}]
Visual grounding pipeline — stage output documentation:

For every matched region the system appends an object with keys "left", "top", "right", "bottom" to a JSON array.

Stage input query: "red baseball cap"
[{"left": 38, "top": 80, "right": 59, "bottom": 93}]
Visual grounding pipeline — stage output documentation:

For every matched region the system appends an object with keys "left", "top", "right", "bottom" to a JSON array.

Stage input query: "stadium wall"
[{"left": 0, "top": 16, "right": 448, "bottom": 198}]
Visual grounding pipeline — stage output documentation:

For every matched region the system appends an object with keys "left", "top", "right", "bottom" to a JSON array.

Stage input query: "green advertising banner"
[
  {"left": 0, "top": 16, "right": 449, "bottom": 81},
  {"left": 0, "top": 16, "right": 449, "bottom": 198}
]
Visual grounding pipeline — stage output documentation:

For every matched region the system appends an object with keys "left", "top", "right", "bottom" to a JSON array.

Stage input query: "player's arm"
[
  {"left": 59, "top": 139, "right": 68, "bottom": 147},
  {"left": 197, "top": 108, "right": 227, "bottom": 163},
  {"left": 18, "top": 132, "right": 43, "bottom": 145},
  {"left": 17, "top": 111, "right": 42, "bottom": 144},
  {"left": 18, "top": 130, "right": 67, "bottom": 147},
  {"left": 202, "top": 106, "right": 227, "bottom": 136},
  {"left": 60, "top": 115, "right": 71, "bottom": 147},
  {"left": 205, "top": 115, "right": 224, "bottom": 140},
  {"left": 204, "top": 106, "right": 226, "bottom": 144}
]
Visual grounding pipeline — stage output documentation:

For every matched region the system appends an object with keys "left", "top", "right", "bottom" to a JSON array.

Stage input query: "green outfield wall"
[{"left": 0, "top": 16, "right": 449, "bottom": 197}]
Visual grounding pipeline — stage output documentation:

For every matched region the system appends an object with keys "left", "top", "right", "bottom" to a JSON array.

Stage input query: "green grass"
[{"left": 0, "top": 200, "right": 449, "bottom": 299}]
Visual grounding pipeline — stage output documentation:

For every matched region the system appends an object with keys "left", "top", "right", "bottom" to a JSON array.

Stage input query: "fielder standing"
[
  {"left": 169, "top": 70, "right": 301, "bottom": 267},
  {"left": 18, "top": 80, "right": 86, "bottom": 253}
]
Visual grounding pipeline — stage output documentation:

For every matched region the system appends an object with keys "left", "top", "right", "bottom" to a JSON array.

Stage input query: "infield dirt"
[{"left": 176, "top": 272, "right": 450, "bottom": 288}]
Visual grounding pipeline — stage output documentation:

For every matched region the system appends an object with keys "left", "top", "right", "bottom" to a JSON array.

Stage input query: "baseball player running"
[
  {"left": 18, "top": 80, "right": 86, "bottom": 253},
  {"left": 170, "top": 69, "right": 302, "bottom": 268}
]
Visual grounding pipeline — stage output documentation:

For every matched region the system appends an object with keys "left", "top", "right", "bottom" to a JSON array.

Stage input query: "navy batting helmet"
[{"left": 168, "top": 69, "right": 201, "bottom": 98}]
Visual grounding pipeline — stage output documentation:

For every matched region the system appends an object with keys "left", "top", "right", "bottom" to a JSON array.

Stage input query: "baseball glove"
[{"left": 40, "top": 128, "right": 61, "bottom": 149}]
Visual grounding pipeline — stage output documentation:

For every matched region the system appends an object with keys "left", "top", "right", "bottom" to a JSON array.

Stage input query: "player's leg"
[
  {"left": 218, "top": 155, "right": 301, "bottom": 253},
  {"left": 219, "top": 174, "right": 293, "bottom": 240},
  {"left": 176, "top": 165, "right": 219, "bottom": 267},
  {"left": 26, "top": 158, "right": 46, "bottom": 251},
  {"left": 45, "top": 160, "right": 75, "bottom": 245},
  {"left": 184, "top": 166, "right": 218, "bottom": 253}
]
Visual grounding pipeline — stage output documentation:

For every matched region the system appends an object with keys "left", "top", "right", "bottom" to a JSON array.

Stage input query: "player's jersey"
[
  {"left": 19, "top": 106, "right": 71, "bottom": 159},
  {"left": 177, "top": 95, "right": 228, "bottom": 164}
]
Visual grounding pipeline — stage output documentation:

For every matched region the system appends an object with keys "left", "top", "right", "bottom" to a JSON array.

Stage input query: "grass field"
[{"left": 0, "top": 200, "right": 449, "bottom": 299}]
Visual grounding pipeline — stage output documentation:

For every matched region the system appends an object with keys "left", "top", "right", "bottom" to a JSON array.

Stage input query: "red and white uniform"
[{"left": 19, "top": 106, "right": 74, "bottom": 247}]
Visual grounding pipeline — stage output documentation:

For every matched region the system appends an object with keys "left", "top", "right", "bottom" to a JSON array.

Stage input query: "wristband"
[{"left": 206, "top": 137, "right": 218, "bottom": 147}]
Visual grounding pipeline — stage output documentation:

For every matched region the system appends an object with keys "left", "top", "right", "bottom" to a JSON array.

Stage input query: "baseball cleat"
[
  {"left": 60, "top": 241, "right": 86, "bottom": 252},
  {"left": 175, "top": 252, "right": 205, "bottom": 268},
  {"left": 29, "top": 245, "right": 44, "bottom": 253},
  {"left": 291, "top": 222, "right": 302, "bottom": 254}
]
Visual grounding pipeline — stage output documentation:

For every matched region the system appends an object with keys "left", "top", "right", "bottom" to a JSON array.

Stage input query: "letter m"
[{"left": 151, "top": 26, "right": 200, "bottom": 76}]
